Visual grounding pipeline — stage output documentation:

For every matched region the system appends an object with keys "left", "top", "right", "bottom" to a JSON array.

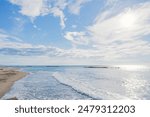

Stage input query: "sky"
[{"left": 0, "top": 0, "right": 150, "bottom": 65}]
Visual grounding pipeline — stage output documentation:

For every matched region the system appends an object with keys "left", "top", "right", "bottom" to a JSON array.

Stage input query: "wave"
[{"left": 52, "top": 72, "right": 130, "bottom": 100}]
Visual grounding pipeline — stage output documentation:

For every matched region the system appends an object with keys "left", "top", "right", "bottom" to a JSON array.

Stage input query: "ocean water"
[{"left": 1, "top": 65, "right": 150, "bottom": 100}]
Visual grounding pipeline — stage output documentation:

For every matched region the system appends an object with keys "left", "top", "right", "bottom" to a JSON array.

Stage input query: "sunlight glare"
[
  {"left": 119, "top": 11, "right": 137, "bottom": 29},
  {"left": 117, "top": 65, "right": 148, "bottom": 71}
]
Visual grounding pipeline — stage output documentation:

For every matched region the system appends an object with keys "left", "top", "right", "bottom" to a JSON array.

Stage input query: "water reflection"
[
  {"left": 122, "top": 69, "right": 149, "bottom": 99},
  {"left": 116, "top": 65, "right": 149, "bottom": 71}
]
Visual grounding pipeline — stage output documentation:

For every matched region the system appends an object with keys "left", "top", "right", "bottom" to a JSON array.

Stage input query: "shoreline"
[{"left": 0, "top": 67, "right": 27, "bottom": 99}]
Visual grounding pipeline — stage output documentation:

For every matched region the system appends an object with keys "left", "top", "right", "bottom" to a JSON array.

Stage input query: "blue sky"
[{"left": 0, "top": 0, "right": 150, "bottom": 65}]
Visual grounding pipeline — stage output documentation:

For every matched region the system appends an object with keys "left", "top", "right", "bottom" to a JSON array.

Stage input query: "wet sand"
[{"left": 0, "top": 67, "right": 27, "bottom": 98}]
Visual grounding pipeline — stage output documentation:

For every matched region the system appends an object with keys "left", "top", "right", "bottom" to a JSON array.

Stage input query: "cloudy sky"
[{"left": 0, "top": 0, "right": 150, "bottom": 65}]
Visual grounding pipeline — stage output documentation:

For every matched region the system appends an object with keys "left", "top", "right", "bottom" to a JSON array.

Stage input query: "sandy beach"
[{"left": 0, "top": 67, "right": 27, "bottom": 98}]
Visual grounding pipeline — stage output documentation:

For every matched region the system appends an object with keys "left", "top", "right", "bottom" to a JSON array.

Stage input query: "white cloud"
[
  {"left": 64, "top": 31, "right": 89, "bottom": 45},
  {"left": 88, "top": 2, "right": 150, "bottom": 44},
  {"left": 68, "top": 0, "right": 91, "bottom": 15},
  {"left": 64, "top": 2, "right": 150, "bottom": 61},
  {"left": 0, "top": 31, "right": 23, "bottom": 42},
  {"left": 0, "top": 31, "right": 65, "bottom": 57},
  {"left": 10, "top": 0, "right": 44, "bottom": 18},
  {"left": 106, "top": 0, "right": 119, "bottom": 6},
  {"left": 50, "top": 7, "right": 66, "bottom": 29},
  {"left": 9, "top": 0, "right": 66, "bottom": 28},
  {"left": 54, "top": 0, "right": 68, "bottom": 10},
  {"left": 3, "top": 1, "right": 150, "bottom": 64},
  {"left": 92, "top": 2, "right": 150, "bottom": 54},
  {"left": 0, "top": 33, "right": 9, "bottom": 39},
  {"left": 0, "top": 29, "right": 149, "bottom": 64},
  {"left": 0, "top": 39, "right": 32, "bottom": 49},
  {"left": 0, "top": 31, "right": 101, "bottom": 59},
  {"left": 9, "top": 0, "right": 91, "bottom": 29}
]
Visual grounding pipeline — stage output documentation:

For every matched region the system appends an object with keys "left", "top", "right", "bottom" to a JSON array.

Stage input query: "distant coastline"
[{"left": 84, "top": 66, "right": 120, "bottom": 69}]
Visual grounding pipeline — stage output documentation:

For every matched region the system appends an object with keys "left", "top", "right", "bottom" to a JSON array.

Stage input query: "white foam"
[{"left": 53, "top": 72, "right": 130, "bottom": 100}]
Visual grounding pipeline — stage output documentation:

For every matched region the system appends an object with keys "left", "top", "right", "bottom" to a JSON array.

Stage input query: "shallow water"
[{"left": 2, "top": 65, "right": 150, "bottom": 100}]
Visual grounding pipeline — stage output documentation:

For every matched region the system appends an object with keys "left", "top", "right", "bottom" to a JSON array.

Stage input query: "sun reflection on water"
[
  {"left": 123, "top": 75, "right": 148, "bottom": 99},
  {"left": 116, "top": 65, "right": 149, "bottom": 71},
  {"left": 119, "top": 65, "right": 150, "bottom": 99}
]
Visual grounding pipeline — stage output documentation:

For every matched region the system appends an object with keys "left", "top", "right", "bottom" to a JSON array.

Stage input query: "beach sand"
[{"left": 0, "top": 67, "right": 27, "bottom": 99}]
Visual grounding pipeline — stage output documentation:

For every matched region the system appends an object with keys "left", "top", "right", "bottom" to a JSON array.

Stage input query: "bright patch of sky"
[{"left": 0, "top": 0, "right": 150, "bottom": 65}]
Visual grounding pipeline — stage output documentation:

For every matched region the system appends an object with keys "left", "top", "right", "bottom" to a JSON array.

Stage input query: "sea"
[{"left": 1, "top": 65, "right": 150, "bottom": 100}]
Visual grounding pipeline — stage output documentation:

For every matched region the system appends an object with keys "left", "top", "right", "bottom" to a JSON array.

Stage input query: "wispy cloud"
[
  {"left": 12, "top": 17, "right": 26, "bottom": 32},
  {"left": 0, "top": 30, "right": 23, "bottom": 42},
  {"left": 106, "top": 0, "right": 120, "bottom": 6},
  {"left": 0, "top": 30, "right": 66, "bottom": 57},
  {"left": 0, "top": 30, "right": 103, "bottom": 59},
  {"left": 1, "top": 0, "right": 150, "bottom": 64},
  {"left": 64, "top": 1, "right": 150, "bottom": 61},
  {"left": 88, "top": 2, "right": 150, "bottom": 55},
  {"left": 68, "top": 0, "right": 91, "bottom": 15},
  {"left": 9, "top": 0, "right": 90, "bottom": 29},
  {"left": 50, "top": 7, "right": 66, "bottom": 29},
  {"left": 2, "top": 1, "right": 150, "bottom": 61},
  {"left": 64, "top": 31, "right": 89, "bottom": 45}
]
